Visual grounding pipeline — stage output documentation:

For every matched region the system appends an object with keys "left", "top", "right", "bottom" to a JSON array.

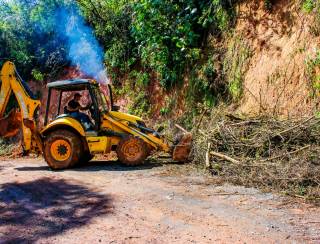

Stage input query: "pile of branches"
[{"left": 192, "top": 111, "right": 320, "bottom": 202}]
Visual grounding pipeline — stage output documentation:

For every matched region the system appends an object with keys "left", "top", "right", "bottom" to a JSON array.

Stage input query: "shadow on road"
[
  {"left": 75, "top": 160, "right": 165, "bottom": 172},
  {"left": 16, "top": 165, "right": 50, "bottom": 171},
  {"left": 0, "top": 177, "right": 113, "bottom": 243},
  {"left": 15, "top": 159, "right": 183, "bottom": 172}
]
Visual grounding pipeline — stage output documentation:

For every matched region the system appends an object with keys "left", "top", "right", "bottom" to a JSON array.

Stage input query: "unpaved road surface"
[{"left": 0, "top": 158, "right": 319, "bottom": 243}]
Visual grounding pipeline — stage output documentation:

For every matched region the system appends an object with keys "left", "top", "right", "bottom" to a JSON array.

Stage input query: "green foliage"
[
  {"left": 188, "top": 53, "right": 226, "bottom": 107},
  {"left": 114, "top": 82, "right": 131, "bottom": 97},
  {"left": 199, "top": 0, "right": 231, "bottom": 30},
  {"left": 129, "top": 71, "right": 150, "bottom": 87},
  {"left": 315, "top": 110, "right": 320, "bottom": 118},
  {"left": 0, "top": 0, "right": 239, "bottom": 120},
  {"left": 31, "top": 69, "right": 44, "bottom": 81},
  {"left": 131, "top": 0, "right": 236, "bottom": 89},
  {"left": 302, "top": 0, "right": 320, "bottom": 36},
  {"left": 78, "top": 0, "right": 134, "bottom": 76},
  {"left": 79, "top": 0, "right": 237, "bottom": 89},
  {"left": 128, "top": 90, "right": 151, "bottom": 118},
  {"left": 224, "top": 35, "right": 252, "bottom": 101},
  {"left": 0, "top": 0, "right": 74, "bottom": 78},
  {"left": 160, "top": 96, "right": 176, "bottom": 116},
  {"left": 160, "top": 107, "right": 170, "bottom": 116},
  {"left": 302, "top": 0, "right": 317, "bottom": 13}
]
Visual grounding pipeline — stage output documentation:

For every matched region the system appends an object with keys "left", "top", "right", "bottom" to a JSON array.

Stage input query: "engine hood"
[{"left": 107, "top": 111, "right": 143, "bottom": 124}]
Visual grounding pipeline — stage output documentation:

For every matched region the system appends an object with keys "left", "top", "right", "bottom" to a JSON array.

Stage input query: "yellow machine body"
[
  {"left": 101, "top": 112, "right": 171, "bottom": 153},
  {"left": 86, "top": 136, "right": 109, "bottom": 153},
  {"left": 0, "top": 61, "right": 191, "bottom": 168},
  {"left": 40, "top": 107, "right": 170, "bottom": 155},
  {"left": 41, "top": 117, "right": 86, "bottom": 136},
  {"left": 0, "top": 61, "right": 41, "bottom": 151}
]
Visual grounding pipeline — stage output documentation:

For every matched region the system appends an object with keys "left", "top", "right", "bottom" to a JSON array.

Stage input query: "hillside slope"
[{"left": 235, "top": 0, "right": 320, "bottom": 117}]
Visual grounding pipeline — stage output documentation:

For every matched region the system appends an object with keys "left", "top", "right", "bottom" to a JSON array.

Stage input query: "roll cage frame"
[{"left": 44, "top": 79, "right": 114, "bottom": 131}]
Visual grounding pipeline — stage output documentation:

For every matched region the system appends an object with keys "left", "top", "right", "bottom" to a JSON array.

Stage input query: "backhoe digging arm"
[{"left": 0, "top": 61, "right": 41, "bottom": 152}]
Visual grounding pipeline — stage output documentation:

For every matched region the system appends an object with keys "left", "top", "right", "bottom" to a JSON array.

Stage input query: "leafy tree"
[
  {"left": 78, "top": 0, "right": 135, "bottom": 81},
  {"left": 131, "top": 0, "right": 234, "bottom": 88},
  {"left": 0, "top": 0, "right": 238, "bottom": 107},
  {"left": 0, "top": 0, "right": 74, "bottom": 78},
  {"left": 78, "top": 0, "right": 236, "bottom": 89}
]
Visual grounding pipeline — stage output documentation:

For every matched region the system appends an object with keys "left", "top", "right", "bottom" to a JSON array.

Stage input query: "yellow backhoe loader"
[{"left": 0, "top": 61, "right": 192, "bottom": 169}]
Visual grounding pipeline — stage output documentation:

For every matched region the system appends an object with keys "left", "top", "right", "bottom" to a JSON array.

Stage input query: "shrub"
[{"left": 128, "top": 91, "right": 151, "bottom": 118}]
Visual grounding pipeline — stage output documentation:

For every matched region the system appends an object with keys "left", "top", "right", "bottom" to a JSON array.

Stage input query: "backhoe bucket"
[
  {"left": 172, "top": 132, "right": 193, "bottom": 162},
  {"left": 0, "top": 109, "right": 22, "bottom": 138}
]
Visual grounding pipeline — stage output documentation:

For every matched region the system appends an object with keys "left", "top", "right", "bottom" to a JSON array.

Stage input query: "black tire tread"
[{"left": 44, "top": 129, "right": 83, "bottom": 170}]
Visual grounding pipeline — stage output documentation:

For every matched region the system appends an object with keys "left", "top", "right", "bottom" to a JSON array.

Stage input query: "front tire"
[
  {"left": 116, "top": 136, "right": 149, "bottom": 166},
  {"left": 44, "top": 129, "right": 83, "bottom": 170}
]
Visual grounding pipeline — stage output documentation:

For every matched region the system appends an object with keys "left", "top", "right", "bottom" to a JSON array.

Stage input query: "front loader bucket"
[
  {"left": 172, "top": 132, "right": 193, "bottom": 162},
  {"left": 0, "top": 109, "right": 22, "bottom": 138}
]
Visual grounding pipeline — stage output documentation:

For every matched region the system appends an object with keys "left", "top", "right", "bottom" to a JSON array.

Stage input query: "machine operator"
[{"left": 66, "top": 93, "right": 93, "bottom": 130}]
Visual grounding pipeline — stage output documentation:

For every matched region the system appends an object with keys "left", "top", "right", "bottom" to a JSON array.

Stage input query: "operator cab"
[{"left": 45, "top": 79, "right": 112, "bottom": 132}]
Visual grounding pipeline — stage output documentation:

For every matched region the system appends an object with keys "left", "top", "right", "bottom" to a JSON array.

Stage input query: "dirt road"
[{"left": 0, "top": 157, "right": 319, "bottom": 243}]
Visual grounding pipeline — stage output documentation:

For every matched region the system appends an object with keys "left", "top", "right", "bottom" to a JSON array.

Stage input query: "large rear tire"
[
  {"left": 44, "top": 129, "right": 83, "bottom": 170},
  {"left": 116, "top": 136, "right": 149, "bottom": 166}
]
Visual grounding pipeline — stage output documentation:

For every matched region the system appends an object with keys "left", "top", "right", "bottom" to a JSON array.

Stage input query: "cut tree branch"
[{"left": 210, "top": 151, "right": 240, "bottom": 164}]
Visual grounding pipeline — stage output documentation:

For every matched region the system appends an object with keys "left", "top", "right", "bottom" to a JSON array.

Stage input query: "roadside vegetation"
[{"left": 193, "top": 109, "right": 320, "bottom": 202}]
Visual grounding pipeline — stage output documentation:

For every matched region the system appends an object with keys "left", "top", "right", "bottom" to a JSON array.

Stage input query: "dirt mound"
[{"left": 235, "top": 0, "right": 320, "bottom": 117}]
